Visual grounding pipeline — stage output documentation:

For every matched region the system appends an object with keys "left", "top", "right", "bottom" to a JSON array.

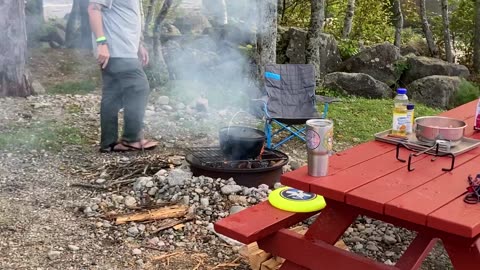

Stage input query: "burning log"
[{"left": 115, "top": 205, "right": 188, "bottom": 225}]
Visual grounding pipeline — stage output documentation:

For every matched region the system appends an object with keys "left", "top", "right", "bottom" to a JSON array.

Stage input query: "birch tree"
[
  {"left": 306, "top": 0, "right": 325, "bottom": 77},
  {"left": 256, "top": 0, "right": 278, "bottom": 76},
  {"left": 342, "top": 0, "right": 355, "bottom": 39},
  {"left": 0, "top": 0, "right": 32, "bottom": 97},
  {"left": 392, "top": 0, "right": 403, "bottom": 47},
  {"left": 441, "top": 0, "right": 454, "bottom": 62},
  {"left": 419, "top": 0, "right": 439, "bottom": 57}
]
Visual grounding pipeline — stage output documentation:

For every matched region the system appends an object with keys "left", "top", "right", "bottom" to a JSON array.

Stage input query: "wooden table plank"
[
  {"left": 346, "top": 146, "right": 480, "bottom": 213},
  {"left": 384, "top": 154, "right": 480, "bottom": 227},
  {"left": 307, "top": 147, "right": 428, "bottom": 202},
  {"left": 428, "top": 196, "right": 480, "bottom": 238},
  {"left": 281, "top": 141, "right": 394, "bottom": 191},
  {"left": 438, "top": 99, "right": 476, "bottom": 119},
  {"left": 346, "top": 117, "right": 480, "bottom": 213}
]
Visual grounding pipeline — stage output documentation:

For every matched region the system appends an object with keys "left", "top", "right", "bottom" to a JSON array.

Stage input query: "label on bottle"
[
  {"left": 406, "top": 110, "right": 414, "bottom": 134},
  {"left": 392, "top": 113, "right": 408, "bottom": 136}
]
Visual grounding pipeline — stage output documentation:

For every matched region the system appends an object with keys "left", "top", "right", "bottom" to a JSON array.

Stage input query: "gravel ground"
[{"left": 0, "top": 93, "right": 454, "bottom": 270}]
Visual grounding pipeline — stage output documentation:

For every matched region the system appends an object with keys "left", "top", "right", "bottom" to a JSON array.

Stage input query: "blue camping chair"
[{"left": 253, "top": 64, "right": 340, "bottom": 150}]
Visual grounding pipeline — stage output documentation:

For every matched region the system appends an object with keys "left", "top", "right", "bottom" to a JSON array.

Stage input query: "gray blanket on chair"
[{"left": 263, "top": 64, "right": 319, "bottom": 119}]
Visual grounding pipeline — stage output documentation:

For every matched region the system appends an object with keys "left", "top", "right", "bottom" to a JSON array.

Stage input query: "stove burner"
[{"left": 396, "top": 140, "right": 455, "bottom": 172}]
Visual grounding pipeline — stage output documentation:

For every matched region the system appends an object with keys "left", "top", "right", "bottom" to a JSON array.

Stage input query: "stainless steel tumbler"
[{"left": 306, "top": 119, "right": 334, "bottom": 177}]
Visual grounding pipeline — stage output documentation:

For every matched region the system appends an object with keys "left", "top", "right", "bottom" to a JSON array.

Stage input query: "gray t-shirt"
[{"left": 90, "top": 0, "right": 142, "bottom": 58}]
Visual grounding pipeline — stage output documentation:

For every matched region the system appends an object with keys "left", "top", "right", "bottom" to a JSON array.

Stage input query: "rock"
[
  {"left": 32, "top": 80, "right": 46, "bottom": 95},
  {"left": 161, "top": 23, "right": 181, "bottom": 36},
  {"left": 47, "top": 250, "right": 61, "bottom": 260},
  {"left": 128, "top": 226, "right": 139, "bottom": 236},
  {"left": 354, "top": 243, "right": 364, "bottom": 251},
  {"left": 366, "top": 243, "right": 379, "bottom": 251},
  {"left": 318, "top": 33, "right": 342, "bottom": 76},
  {"left": 229, "top": 205, "right": 246, "bottom": 215},
  {"left": 149, "top": 237, "right": 160, "bottom": 246},
  {"left": 324, "top": 72, "right": 391, "bottom": 98},
  {"left": 407, "top": 75, "right": 463, "bottom": 109},
  {"left": 155, "top": 169, "right": 168, "bottom": 177},
  {"left": 173, "top": 12, "right": 211, "bottom": 34},
  {"left": 124, "top": 196, "right": 137, "bottom": 209},
  {"left": 95, "top": 178, "right": 106, "bottom": 184},
  {"left": 145, "top": 180, "right": 155, "bottom": 188},
  {"left": 385, "top": 251, "right": 396, "bottom": 257},
  {"left": 285, "top": 27, "right": 307, "bottom": 64},
  {"left": 157, "top": 96, "right": 170, "bottom": 105},
  {"left": 228, "top": 195, "right": 247, "bottom": 204},
  {"left": 167, "top": 169, "right": 192, "bottom": 186},
  {"left": 402, "top": 55, "right": 470, "bottom": 85},
  {"left": 340, "top": 42, "right": 402, "bottom": 86},
  {"left": 200, "top": 197, "right": 210, "bottom": 208},
  {"left": 195, "top": 97, "right": 209, "bottom": 112},
  {"left": 148, "top": 187, "right": 159, "bottom": 196},
  {"left": 68, "top": 245, "right": 80, "bottom": 251},
  {"left": 132, "top": 248, "right": 142, "bottom": 255},
  {"left": 162, "top": 105, "right": 173, "bottom": 111},
  {"left": 221, "top": 185, "right": 242, "bottom": 195},
  {"left": 383, "top": 235, "right": 397, "bottom": 245}
]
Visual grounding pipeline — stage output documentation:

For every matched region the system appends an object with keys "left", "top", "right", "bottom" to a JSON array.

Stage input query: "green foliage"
[
  {"left": 48, "top": 80, "right": 97, "bottom": 95},
  {"left": 337, "top": 39, "right": 360, "bottom": 60},
  {"left": 452, "top": 79, "right": 480, "bottom": 108},
  {"left": 279, "top": 0, "right": 311, "bottom": 28},
  {"left": 450, "top": 0, "right": 475, "bottom": 67},
  {"left": 0, "top": 121, "right": 88, "bottom": 152},
  {"left": 323, "top": 0, "right": 394, "bottom": 46},
  {"left": 393, "top": 59, "right": 410, "bottom": 77}
]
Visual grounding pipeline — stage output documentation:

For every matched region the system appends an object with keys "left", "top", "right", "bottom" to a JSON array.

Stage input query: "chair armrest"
[{"left": 316, "top": 95, "right": 341, "bottom": 104}]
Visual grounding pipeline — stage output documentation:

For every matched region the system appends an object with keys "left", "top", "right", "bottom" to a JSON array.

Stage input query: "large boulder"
[
  {"left": 285, "top": 27, "right": 307, "bottom": 64},
  {"left": 173, "top": 12, "right": 212, "bottom": 34},
  {"left": 318, "top": 33, "right": 342, "bottom": 76},
  {"left": 407, "top": 75, "right": 463, "bottom": 109},
  {"left": 323, "top": 72, "right": 391, "bottom": 98},
  {"left": 339, "top": 42, "right": 402, "bottom": 86},
  {"left": 402, "top": 56, "right": 470, "bottom": 85}
]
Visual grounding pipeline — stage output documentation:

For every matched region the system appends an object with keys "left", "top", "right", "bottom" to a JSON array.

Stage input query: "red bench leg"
[
  {"left": 443, "top": 238, "right": 480, "bottom": 270},
  {"left": 280, "top": 261, "right": 309, "bottom": 270},
  {"left": 395, "top": 233, "right": 437, "bottom": 270},
  {"left": 304, "top": 200, "right": 359, "bottom": 244}
]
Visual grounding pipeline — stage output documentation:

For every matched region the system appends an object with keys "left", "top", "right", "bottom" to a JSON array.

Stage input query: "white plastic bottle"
[{"left": 392, "top": 88, "right": 409, "bottom": 136}]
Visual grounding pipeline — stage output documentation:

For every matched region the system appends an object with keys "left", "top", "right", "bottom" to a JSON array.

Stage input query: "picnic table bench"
[{"left": 214, "top": 100, "right": 480, "bottom": 270}]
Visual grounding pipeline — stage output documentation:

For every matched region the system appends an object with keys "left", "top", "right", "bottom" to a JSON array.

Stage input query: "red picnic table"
[{"left": 215, "top": 100, "right": 480, "bottom": 270}]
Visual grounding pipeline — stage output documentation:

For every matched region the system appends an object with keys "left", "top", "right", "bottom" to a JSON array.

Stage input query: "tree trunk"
[
  {"left": 144, "top": 0, "right": 158, "bottom": 37},
  {"left": 342, "top": 0, "right": 355, "bottom": 39},
  {"left": 392, "top": 0, "right": 403, "bottom": 47},
  {"left": 256, "top": 0, "right": 278, "bottom": 78},
  {"left": 79, "top": 0, "right": 92, "bottom": 49},
  {"left": 66, "top": 0, "right": 80, "bottom": 48},
  {"left": 151, "top": 0, "right": 174, "bottom": 83},
  {"left": 0, "top": 0, "right": 32, "bottom": 97},
  {"left": 418, "top": 0, "right": 438, "bottom": 57},
  {"left": 306, "top": 0, "right": 325, "bottom": 78},
  {"left": 440, "top": 0, "right": 453, "bottom": 62},
  {"left": 474, "top": 0, "right": 480, "bottom": 73},
  {"left": 26, "top": 0, "right": 44, "bottom": 48}
]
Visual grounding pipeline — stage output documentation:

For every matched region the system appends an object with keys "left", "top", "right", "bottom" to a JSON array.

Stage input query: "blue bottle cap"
[
  {"left": 397, "top": 88, "right": 407, "bottom": 94},
  {"left": 407, "top": 104, "right": 415, "bottom": 110}
]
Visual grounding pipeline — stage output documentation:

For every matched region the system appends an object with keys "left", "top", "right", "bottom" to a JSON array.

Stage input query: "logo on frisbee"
[{"left": 280, "top": 188, "right": 317, "bottom": 201}]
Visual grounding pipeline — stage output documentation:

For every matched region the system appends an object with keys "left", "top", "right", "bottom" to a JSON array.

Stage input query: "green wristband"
[{"left": 96, "top": 36, "right": 107, "bottom": 43}]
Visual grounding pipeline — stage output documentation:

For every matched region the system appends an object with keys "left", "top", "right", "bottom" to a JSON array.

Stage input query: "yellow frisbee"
[{"left": 268, "top": 186, "right": 326, "bottom": 213}]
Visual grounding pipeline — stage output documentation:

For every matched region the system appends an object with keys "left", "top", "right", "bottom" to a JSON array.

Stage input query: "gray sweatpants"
[{"left": 100, "top": 58, "right": 150, "bottom": 149}]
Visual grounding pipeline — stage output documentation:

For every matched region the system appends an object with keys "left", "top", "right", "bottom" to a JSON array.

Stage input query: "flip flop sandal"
[
  {"left": 99, "top": 142, "right": 134, "bottom": 153},
  {"left": 121, "top": 140, "right": 158, "bottom": 151}
]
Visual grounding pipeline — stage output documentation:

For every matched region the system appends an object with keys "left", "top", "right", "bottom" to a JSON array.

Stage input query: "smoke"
[{"left": 162, "top": 0, "right": 259, "bottom": 110}]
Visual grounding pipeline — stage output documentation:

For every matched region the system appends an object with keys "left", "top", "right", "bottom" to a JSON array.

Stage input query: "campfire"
[{"left": 185, "top": 146, "right": 289, "bottom": 188}]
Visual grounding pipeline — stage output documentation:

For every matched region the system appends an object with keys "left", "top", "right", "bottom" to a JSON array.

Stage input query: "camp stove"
[{"left": 375, "top": 130, "right": 480, "bottom": 172}]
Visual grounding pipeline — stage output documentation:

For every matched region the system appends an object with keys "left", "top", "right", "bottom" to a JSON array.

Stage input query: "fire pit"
[{"left": 185, "top": 147, "right": 289, "bottom": 188}]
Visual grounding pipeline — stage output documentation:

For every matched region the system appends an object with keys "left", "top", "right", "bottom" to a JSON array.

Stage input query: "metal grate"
[{"left": 185, "top": 146, "right": 288, "bottom": 169}]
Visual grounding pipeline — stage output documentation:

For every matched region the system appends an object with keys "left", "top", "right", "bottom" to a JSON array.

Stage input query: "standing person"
[{"left": 88, "top": 0, "right": 158, "bottom": 152}]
